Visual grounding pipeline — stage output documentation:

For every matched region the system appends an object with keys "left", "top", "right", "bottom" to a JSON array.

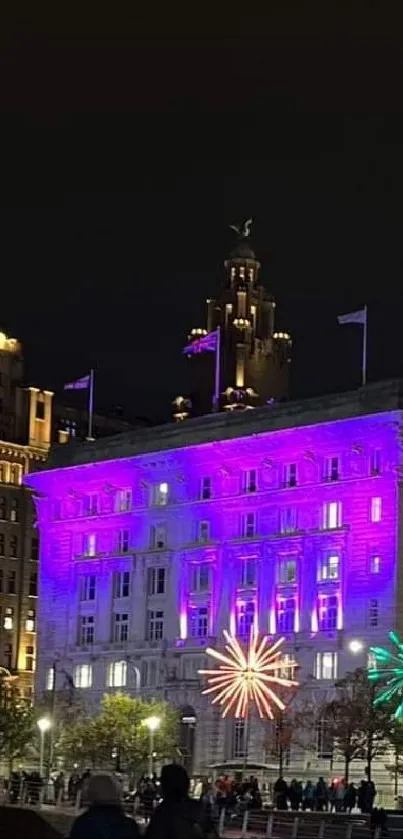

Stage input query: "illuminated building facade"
[
  {"left": 27, "top": 380, "right": 403, "bottom": 781},
  {"left": 181, "top": 227, "right": 291, "bottom": 416},
  {"left": 0, "top": 332, "right": 53, "bottom": 696}
]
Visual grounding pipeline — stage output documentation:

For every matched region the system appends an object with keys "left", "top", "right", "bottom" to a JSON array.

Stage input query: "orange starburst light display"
[{"left": 199, "top": 629, "right": 299, "bottom": 719}]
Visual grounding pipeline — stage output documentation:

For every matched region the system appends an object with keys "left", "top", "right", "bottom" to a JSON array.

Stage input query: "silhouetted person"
[
  {"left": 145, "top": 764, "right": 217, "bottom": 839},
  {"left": 69, "top": 772, "right": 139, "bottom": 839}
]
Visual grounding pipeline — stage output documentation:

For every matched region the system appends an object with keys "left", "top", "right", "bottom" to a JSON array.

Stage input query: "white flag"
[{"left": 337, "top": 308, "right": 366, "bottom": 326}]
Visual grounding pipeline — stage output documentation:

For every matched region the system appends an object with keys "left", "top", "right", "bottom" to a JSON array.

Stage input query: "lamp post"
[
  {"left": 144, "top": 715, "right": 161, "bottom": 777},
  {"left": 37, "top": 717, "right": 52, "bottom": 778}
]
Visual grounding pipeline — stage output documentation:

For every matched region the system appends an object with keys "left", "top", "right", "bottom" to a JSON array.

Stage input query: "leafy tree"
[
  {"left": 384, "top": 719, "right": 403, "bottom": 795},
  {"left": 0, "top": 685, "right": 36, "bottom": 772}
]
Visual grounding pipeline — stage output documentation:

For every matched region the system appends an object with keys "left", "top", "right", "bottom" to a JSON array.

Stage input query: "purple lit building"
[{"left": 26, "top": 380, "right": 403, "bottom": 783}]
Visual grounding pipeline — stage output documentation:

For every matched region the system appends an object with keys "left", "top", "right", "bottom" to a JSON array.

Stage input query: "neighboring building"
[
  {"left": 53, "top": 400, "right": 143, "bottom": 444},
  {"left": 0, "top": 332, "right": 53, "bottom": 697},
  {"left": 179, "top": 224, "right": 291, "bottom": 417},
  {"left": 27, "top": 379, "right": 403, "bottom": 785}
]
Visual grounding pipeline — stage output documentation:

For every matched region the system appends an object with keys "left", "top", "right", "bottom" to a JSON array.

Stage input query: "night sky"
[{"left": 2, "top": 8, "right": 403, "bottom": 422}]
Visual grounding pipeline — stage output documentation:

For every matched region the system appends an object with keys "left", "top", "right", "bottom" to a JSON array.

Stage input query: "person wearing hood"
[
  {"left": 69, "top": 772, "right": 140, "bottom": 839},
  {"left": 145, "top": 764, "right": 217, "bottom": 839}
]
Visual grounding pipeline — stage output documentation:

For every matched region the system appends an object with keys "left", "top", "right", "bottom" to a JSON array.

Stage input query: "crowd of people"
[{"left": 273, "top": 776, "right": 377, "bottom": 813}]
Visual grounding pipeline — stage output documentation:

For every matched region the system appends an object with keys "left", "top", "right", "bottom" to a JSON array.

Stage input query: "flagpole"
[
  {"left": 212, "top": 327, "right": 221, "bottom": 413},
  {"left": 362, "top": 305, "right": 368, "bottom": 387},
  {"left": 87, "top": 369, "right": 95, "bottom": 440}
]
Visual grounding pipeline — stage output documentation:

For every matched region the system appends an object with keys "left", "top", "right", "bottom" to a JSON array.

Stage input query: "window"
[
  {"left": 150, "top": 524, "right": 167, "bottom": 549},
  {"left": 0, "top": 569, "right": 3, "bottom": 592},
  {"left": 237, "top": 601, "right": 255, "bottom": 638},
  {"left": 277, "top": 598, "right": 296, "bottom": 634},
  {"left": 80, "top": 615, "right": 95, "bottom": 645},
  {"left": 114, "top": 571, "right": 131, "bottom": 598},
  {"left": 316, "top": 716, "right": 334, "bottom": 758},
  {"left": 242, "top": 512, "right": 256, "bottom": 538},
  {"left": 370, "top": 449, "right": 381, "bottom": 476},
  {"left": 4, "top": 607, "right": 14, "bottom": 630},
  {"left": 277, "top": 557, "right": 297, "bottom": 584},
  {"left": 46, "top": 666, "right": 55, "bottom": 691},
  {"left": 241, "top": 558, "right": 256, "bottom": 587},
  {"left": 191, "top": 563, "right": 210, "bottom": 592},
  {"left": 318, "top": 594, "right": 338, "bottom": 632},
  {"left": 25, "top": 609, "right": 36, "bottom": 632},
  {"left": 283, "top": 463, "right": 297, "bottom": 488},
  {"left": 36, "top": 400, "right": 45, "bottom": 420},
  {"left": 9, "top": 535, "right": 18, "bottom": 557},
  {"left": 0, "top": 533, "right": 4, "bottom": 556},
  {"left": 370, "top": 554, "right": 381, "bottom": 574},
  {"left": 144, "top": 659, "right": 160, "bottom": 687},
  {"left": 0, "top": 463, "right": 6, "bottom": 483},
  {"left": 83, "top": 533, "right": 97, "bottom": 557},
  {"left": 81, "top": 575, "right": 96, "bottom": 601},
  {"left": 318, "top": 553, "right": 339, "bottom": 581},
  {"left": 107, "top": 660, "right": 127, "bottom": 688},
  {"left": 315, "top": 652, "right": 338, "bottom": 680},
  {"left": 324, "top": 456, "right": 339, "bottom": 482},
  {"left": 190, "top": 606, "right": 209, "bottom": 638},
  {"left": 10, "top": 465, "right": 22, "bottom": 485},
  {"left": 367, "top": 651, "right": 377, "bottom": 670},
  {"left": 368, "top": 599, "right": 379, "bottom": 627},
  {"left": 8, "top": 570, "right": 16, "bottom": 595},
  {"left": 200, "top": 477, "right": 212, "bottom": 500},
  {"left": 74, "top": 663, "right": 92, "bottom": 688},
  {"left": 147, "top": 609, "right": 164, "bottom": 641},
  {"left": 83, "top": 494, "right": 98, "bottom": 516},
  {"left": 232, "top": 720, "right": 246, "bottom": 758},
  {"left": 277, "top": 653, "right": 296, "bottom": 681},
  {"left": 0, "top": 496, "right": 6, "bottom": 520},
  {"left": 148, "top": 567, "right": 166, "bottom": 595},
  {"left": 113, "top": 612, "right": 129, "bottom": 642},
  {"left": 31, "top": 536, "right": 39, "bottom": 561},
  {"left": 242, "top": 469, "right": 257, "bottom": 493},
  {"left": 116, "top": 529, "right": 130, "bottom": 553},
  {"left": 198, "top": 521, "right": 210, "bottom": 543},
  {"left": 10, "top": 499, "right": 19, "bottom": 522},
  {"left": 322, "top": 501, "right": 342, "bottom": 530},
  {"left": 154, "top": 482, "right": 169, "bottom": 506},
  {"left": 25, "top": 645, "right": 35, "bottom": 671},
  {"left": 371, "top": 497, "right": 382, "bottom": 523},
  {"left": 4, "top": 644, "right": 12, "bottom": 670},
  {"left": 279, "top": 506, "right": 298, "bottom": 534},
  {"left": 29, "top": 572, "right": 37, "bottom": 597},
  {"left": 116, "top": 488, "right": 132, "bottom": 512}
]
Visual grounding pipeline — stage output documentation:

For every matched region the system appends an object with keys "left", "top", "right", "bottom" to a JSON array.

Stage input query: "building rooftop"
[{"left": 40, "top": 378, "right": 403, "bottom": 472}]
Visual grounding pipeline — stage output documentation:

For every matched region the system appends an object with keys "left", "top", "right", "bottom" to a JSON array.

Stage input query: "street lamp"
[
  {"left": 37, "top": 717, "right": 52, "bottom": 777},
  {"left": 144, "top": 715, "right": 161, "bottom": 777},
  {"left": 349, "top": 639, "right": 364, "bottom": 654}
]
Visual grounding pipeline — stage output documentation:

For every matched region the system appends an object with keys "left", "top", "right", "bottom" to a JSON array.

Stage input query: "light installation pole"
[{"left": 144, "top": 715, "right": 161, "bottom": 777}]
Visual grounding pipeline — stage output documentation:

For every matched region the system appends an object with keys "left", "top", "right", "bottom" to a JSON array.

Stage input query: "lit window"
[
  {"left": 276, "top": 653, "right": 296, "bottom": 681},
  {"left": 198, "top": 521, "right": 210, "bottom": 543},
  {"left": 191, "top": 563, "right": 210, "bottom": 592},
  {"left": 148, "top": 567, "right": 166, "bottom": 595},
  {"left": 83, "top": 533, "right": 97, "bottom": 557},
  {"left": 371, "top": 497, "right": 382, "bottom": 523},
  {"left": 25, "top": 645, "right": 35, "bottom": 672},
  {"left": 114, "top": 571, "right": 131, "bottom": 598},
  {"left": 190, "top": 606, "right": 209, "bottom": 638},
  {"left": 241, "top": 558, "right": 256, "bottom": 587},
  {"left": 368, "top": 599, "right": 379, "bottom": 627},
  {"left": 315, "top": 652, "right": 337, "bottom": 680},
  {"left": 276, "top": 598, "right": 296, "bottom": 634},
  {"left": 232, "top": 719, "right": 246, "bottom": 758},
  {"left": 322, "top": 501, "right": 342, "bottom": 530},
  {"left": 116, "top": 529, "right": 130, "bottom": 554},
  {"left": 318, "top": 553, "right": 339, "bottom": 581},
  {"left": 370, "top": 555, "right": 381, "bottom": 574},
  {"left": 370, "top": 449, "right": 382, "bottom": 476},
  {"left": 25, "top": 609, "right": 36, "bottom": 632},
  {"left": 237, "top": 601, "right": 255, "bottom": 638},
  {"left": 10, "top": 499, "right": 19, "bottom": 522},
  {"left": 316, "top": 717, "right": 334, "bottom": 758},
  {"left": 29, "top": 572, "right": 38, "bottom": 597},
  {"left": 107, "top": 660, "right": 127, "bottom": 688},
  {"left": 4, "top": 606, "right": 14, "bottom": 630},
  {"left": 200, "top": 477, "right": 212, "bottom": 500},
  {"left": 277, "top": 557, "right": 297, "bottom": 584},
  {"left": 80, "top": 615, "right": 95, "bottom": 645},
  {"left": 116, "top": 488, "right": 132, "bottom": 512},
  {"left": 242, "top": 469, "right": 257, "bottom": 494},
  {"left": 323, "top": 457, "right": 339, "bottom": 482},
  {"left": 81, "top": 575, "right": 96, "bottom": 601},
  {"left": 113, "top": 612, "right": 129, "bottom": 642},
  {"left": 283, "top": 463, "right": 297, "bottom": 488},
  {"left": 10, "top": 465, "right": 22, "bottom": 486},
  {"left": 318, "top": 595, "right": 338, "bottom": 632},
  {"left": 147, "top": 609, "right": 164, "bottom": 641},
  {"left": 155, "top": 482, "right": 169, "bottom": 506},
  {"left": 74, "top": 663, "right": 92, "bottom": 688},
  {"left": 83, "top": 494, "right": 98, "bottom": 516},
  {"left": 279, "top": 506, "right": 298, "bottom": 534},
  {"left": 150, "top": 524, "right": 167, "bottom": 549},
  {"left": 242, "top": 512, "right": 256, "bottom": 538},
  {"left": 46, "top": 666, "right": 55, "bottom": 691}
]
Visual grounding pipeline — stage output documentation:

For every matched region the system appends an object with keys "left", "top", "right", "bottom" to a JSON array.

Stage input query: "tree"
[
  {"left": 384, "top": 719, "right": 403, "bottom": 796},
  {"left": 0, "top": 685, "right": 36, "bottom": 772}
]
